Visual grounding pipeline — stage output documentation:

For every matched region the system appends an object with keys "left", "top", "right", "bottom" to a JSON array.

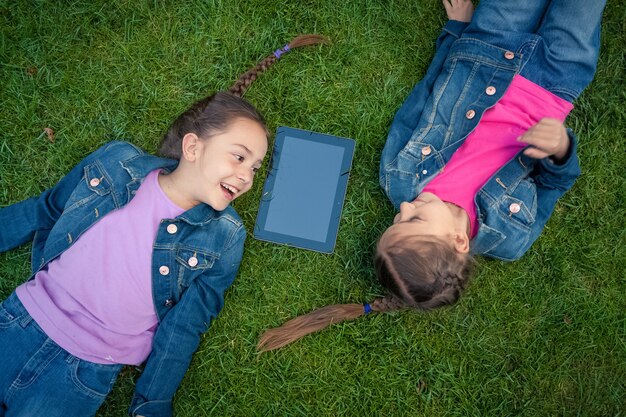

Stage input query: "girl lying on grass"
[
  {"left": 0, "top": 35, "right": 326, "bottom": 417},
  {"left": 258, "top": 0, "right": 607, "bottom": 351}
]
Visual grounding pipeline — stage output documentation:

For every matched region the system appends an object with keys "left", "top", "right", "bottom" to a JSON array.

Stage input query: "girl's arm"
[
  {"left": 379, "top": 3, "right": 471, "bottom": 173},
  {"left": 128, "top": 228, "right": 246, "bottom": 417},
  {"left": 0, "top": 144, "right": 109, "bottom": 253},
  {"left": 514, "top": 123, "right": 581, "bottom": 259}
]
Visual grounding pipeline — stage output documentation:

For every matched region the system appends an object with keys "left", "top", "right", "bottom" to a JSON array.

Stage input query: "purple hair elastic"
[
  {"left": 273, "top": 44, "right": 291, "bottom": 59},
  {"left": 363, "top": 303, "right": 372, "bottom": 314}
]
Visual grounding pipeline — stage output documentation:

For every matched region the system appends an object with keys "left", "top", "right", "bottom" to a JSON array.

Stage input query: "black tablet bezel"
[{"left": 253, "top": 126, "right": 355, "bottom": 253}]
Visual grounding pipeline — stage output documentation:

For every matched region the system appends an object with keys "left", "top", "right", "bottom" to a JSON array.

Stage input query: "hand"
[
  {"left": 517, "top": 118, "right": 570, "bottom": 162},
  {"left": 442, "top": 0, "right": 474, "bottom": 23}
]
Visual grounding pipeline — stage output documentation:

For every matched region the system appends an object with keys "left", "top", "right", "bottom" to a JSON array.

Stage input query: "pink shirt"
[
  {"left": 423, "top": 75, "right": 573, "bottom": 238},
  {"left": 17, "top": 170, "right": 185, "bottom": 365}
]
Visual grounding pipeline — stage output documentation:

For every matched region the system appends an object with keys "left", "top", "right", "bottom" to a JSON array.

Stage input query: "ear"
[
  {"left": 452, "top": 231, "right": 470, "bottom": 254},
  {"left": 181, "top": 133, "right": 202, "bottom": 162}
]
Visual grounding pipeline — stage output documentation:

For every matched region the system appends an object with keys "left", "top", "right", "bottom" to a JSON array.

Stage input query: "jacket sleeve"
[
  {"left": 128, "top": 228, "right": 246, "bottom": 417},
  {"left": 380, "top": 19, "right": 468, "bottom": 172},
  {"left": 515, "top": 129, "right": 581, "bottom": 259},
  {"left": 0, "top": 143, "right": 112, "bottom": 254}
]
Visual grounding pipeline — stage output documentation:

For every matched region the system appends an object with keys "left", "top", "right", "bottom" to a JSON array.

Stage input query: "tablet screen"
[{"left": 254, "top": 127, "right": 355, "bottom": 253}]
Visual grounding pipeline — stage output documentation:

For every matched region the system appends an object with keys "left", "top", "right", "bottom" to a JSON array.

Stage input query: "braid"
[
  {"left": 229, "top": 34, "right": 329, "bottom": 97},
  {"left": 257, "top": 295, "right": 406, "bottom": 352},
  {"left": 370, "top": 295, "right": 407, "bottom": 313},
  {"left": 229, "top": 55, "right": 277, "bottom": 97}
]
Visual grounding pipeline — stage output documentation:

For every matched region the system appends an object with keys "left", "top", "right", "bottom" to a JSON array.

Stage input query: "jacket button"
[
  {"left": 164, "top": 299, "right": 174, "bottom": 307},
  {"left": 89, "top": 178, "right": 100, "bottom": 187},
  {"left": 188, "top": 256, "right": 198, "bottom": 267},
  {"left": 485, "top": 86, "right": 496, "bottom": 95},
  {"left": 466, "top": 109, "right": 476, "bottom": 119},
  {"left": 421, "top": 146, "right": 432, "bottom": 156},
  {"left": 504, "top": 51, "right": 515, "bottom": 60},
  {"left": 509, "top": 203, "right": 521, "bottom": 214},
  {"left": 422, "top": 169, "right": 428, "bottom": 175},
  {"left": 166, "top": 224, "right": 178, "bottom": 234},
  {"left": 159, "top": 266, "right": 170, "bottom": 275}
]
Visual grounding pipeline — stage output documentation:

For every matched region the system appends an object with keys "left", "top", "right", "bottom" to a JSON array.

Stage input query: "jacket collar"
[{"left": 120, "top": 152, "right": 238, "bottom": 226}]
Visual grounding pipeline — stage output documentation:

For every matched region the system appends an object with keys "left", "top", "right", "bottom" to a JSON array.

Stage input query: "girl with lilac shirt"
[{"left": 0, "top": 36, "right": 326, "bottom": 417}]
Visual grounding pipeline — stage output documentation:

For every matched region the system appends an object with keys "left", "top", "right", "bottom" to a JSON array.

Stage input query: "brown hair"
[
  {"left": 257, "top": 236, "right": 475, "bottom": 352},
  {"left": 159, "top": 34, "right": 329, "bottom": 159}
]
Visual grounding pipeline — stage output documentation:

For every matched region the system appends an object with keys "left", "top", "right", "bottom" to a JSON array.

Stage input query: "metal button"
[
  {"left": 509, "top": 203, "right": 521, "bottom": 214},
  {"left": 466, "top": 109, "right": 476, "bottom": 119},
  {"left": 504, "top": 51, "right": 515, "bottom": 60},
  {"left": 164, "top": 299, "right": 174, "bottom": 307},
  {"left": 166, "top": 224, "right": 178, "bottom": 234},
  {"left": 159, "top": 266, "right": 170, "bottom": 275},
  {"left": 486, "top": 86, "right": 496, "bottom": 95},
  {"left": 421, "top": 146, "right": 432, "bottom": 156},
  {"left": 188, "top": 256, "right": 198, "bottom": 267},
  {"left": 89, "top": 178, "right": 100, "bottom": 187},
  {"left": 422, "top": 170, "right": 428, "bottom": 175}
]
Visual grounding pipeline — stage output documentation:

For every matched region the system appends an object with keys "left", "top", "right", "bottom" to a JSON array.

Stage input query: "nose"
[
  {"left": 398, "top": 201, "right": 415, "bottom": 221},
  {"left": 237, "top": 168, "right": 252, "bottom": 185}
]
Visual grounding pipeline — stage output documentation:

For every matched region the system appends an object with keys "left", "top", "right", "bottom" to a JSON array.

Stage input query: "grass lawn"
[{"left": 1, "top": 0, "right": 624, "bottom": 416}]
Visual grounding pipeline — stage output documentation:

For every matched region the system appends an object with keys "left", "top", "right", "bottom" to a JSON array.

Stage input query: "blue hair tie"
[
  {"left": 363, "top": 303, "right": 372, "bottom": 314},
  {"left": 273, "top": 44, "right": 291, "bottom": 59}
]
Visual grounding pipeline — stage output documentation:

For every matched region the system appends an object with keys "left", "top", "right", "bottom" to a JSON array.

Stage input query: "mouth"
[{"left": 220, "top": 182, "right": 240, "bottom": 201}]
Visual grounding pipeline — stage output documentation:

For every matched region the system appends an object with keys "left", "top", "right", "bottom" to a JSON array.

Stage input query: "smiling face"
[
  {"left": 380, "top": 192, "right": 469, "bottom": 254},
  {"left": 389, "top": 192, "right": 457, "bottom": 237},
  {"left": 170, "top": 117, "right": 268, "bottom": 211}
]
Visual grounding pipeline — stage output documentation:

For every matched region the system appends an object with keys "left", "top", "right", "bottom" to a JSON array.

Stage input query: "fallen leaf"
[
  {"left": 563, "top": 315, "right": 572, "bottom": 325},
  {"left": 26, "top": 67, "right": 38, "bottom": 76},
  {"left": 416, "top": 379, "right": 427, "bottom": 394},
  {"left": 43, "top": 127, "right": 55, "bottom": 143}
]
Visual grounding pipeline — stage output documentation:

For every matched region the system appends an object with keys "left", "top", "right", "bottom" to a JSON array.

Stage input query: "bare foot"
[{"left": 442, "top": 0, "right": 474, "bottom": 23}]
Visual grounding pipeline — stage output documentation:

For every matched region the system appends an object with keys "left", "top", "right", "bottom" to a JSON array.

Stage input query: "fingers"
[
  {"left": 517, "top": 118, "right": 568, "bottom": 160},
  {"left": 522, "top": 147, "right": 550, "bottom": 160}
]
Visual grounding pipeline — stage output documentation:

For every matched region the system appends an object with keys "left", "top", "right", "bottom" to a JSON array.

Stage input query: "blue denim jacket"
[
  {"left": 379, "top": 21, "right": 581, "bottom": 261},
  {"left": 0, "top": 141, "right": 246, "bottom": 417}
]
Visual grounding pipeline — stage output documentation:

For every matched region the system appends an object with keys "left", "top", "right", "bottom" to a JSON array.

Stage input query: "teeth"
[{"left": 221, "top": 183, "right": 238, "bottom": 194}]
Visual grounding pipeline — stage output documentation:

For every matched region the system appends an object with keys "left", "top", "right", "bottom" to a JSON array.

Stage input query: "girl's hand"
[
  {"left": 442, "top": 0, "right": 474, "bottom": 23},
  {"left": 517, "top": 118, "right": 570, "bottom": 163}
]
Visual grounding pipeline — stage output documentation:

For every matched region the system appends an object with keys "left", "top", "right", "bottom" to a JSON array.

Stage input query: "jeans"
[
  {"left": 463, "top": 0, "right": 606, "bottom": 101},
  {"left": 0, "top": 293, "right": 122, "bottom": 417}
]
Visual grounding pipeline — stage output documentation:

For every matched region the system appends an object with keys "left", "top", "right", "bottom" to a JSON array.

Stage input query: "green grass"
[{"left": 1, "top": 0, "right": 624, "bottom": 416}]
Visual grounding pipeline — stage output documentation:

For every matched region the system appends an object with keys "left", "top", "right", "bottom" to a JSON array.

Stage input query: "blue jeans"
[
  {"left": 463, "top": 0, "right": 606, "bottom": 101},
  {"left": 0, "top": 293, "right": 122, "bottom": 417}
]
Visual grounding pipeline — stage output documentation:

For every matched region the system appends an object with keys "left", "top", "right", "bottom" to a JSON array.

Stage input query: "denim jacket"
[
  {"left": 0, "top": 141, "right": 246, "bottom": 417},
  {"left": 379, "top": 21, "right": 581, "bottom": 261}
]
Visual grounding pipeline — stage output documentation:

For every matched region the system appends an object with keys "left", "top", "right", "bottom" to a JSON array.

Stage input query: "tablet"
[{"left": 253, "top": 126, "right": 355, "bottom": 253}]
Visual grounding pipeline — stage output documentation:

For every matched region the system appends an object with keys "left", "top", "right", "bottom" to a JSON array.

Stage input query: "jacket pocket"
[
  {"left": 65, "top": 163, "right": 113, "bottom": 211},
  {"left": 497, "top": 178, "right": 537, "bottom": 226},
  {"left": 174, "top": 247, "right": 218, "bottom": 293}
]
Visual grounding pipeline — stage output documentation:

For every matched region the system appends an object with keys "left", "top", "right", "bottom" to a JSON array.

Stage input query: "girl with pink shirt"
[{"left": 258, "top": 0, "right": 606, "bottom": 351}]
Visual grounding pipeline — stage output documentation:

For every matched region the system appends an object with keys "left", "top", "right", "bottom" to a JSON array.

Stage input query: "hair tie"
[
  {"left": 363, "top": 303, "right": 372, "bottom": 314},
  {"left": 273, "top": 44, "right": 291, "bottom": 59}
]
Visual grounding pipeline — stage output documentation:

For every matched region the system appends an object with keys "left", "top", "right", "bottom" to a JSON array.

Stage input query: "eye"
[
  {"left": 252, "top": 167, "right": 260, "bottom": 174},
  {"left": 233, "top": 154, "right": 244, "bottom": 162}
]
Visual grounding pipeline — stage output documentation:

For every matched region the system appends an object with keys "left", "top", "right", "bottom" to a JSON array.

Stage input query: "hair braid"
[
  {"left": 229, "top": 34, "right": 329, "bottom": 97},
  {"left": 257, "top": 295, "right": 407, "bottom": 352},
  {"left": 370, "top": 295, "right": 408, "bottom": 313}
]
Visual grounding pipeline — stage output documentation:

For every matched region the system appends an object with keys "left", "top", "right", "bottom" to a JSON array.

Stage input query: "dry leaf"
[
  {"left": 26, "top": 67, "right": 38, "bottom": 76},
  {"left": 563, "top": 315, "right": 572, "bottom": 325},
  {"left": 416, "top": 379, "right": 427, "bottom": 394},
  {"left": 43, "top": 127, "right": 55, "bottom": 143}
]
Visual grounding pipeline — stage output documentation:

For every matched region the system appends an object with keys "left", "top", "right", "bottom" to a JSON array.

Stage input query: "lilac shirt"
[
  {"left": 17, "top": 170, "right": 184, "bottom": 365},
  {"left": 423, "top": 75, "right": 573, "bottom": 238}
]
